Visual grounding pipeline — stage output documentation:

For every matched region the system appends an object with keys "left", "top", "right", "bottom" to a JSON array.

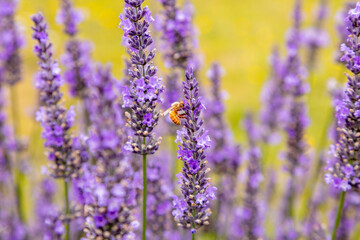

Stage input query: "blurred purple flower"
[
  {"left": 230, "top": 113, "right": 264, "bottom": 239},
  {"left": 32, "top": 13, "right": 88, "bottom": 179},
  {"left": 302, "top": 0, "right": 329, "bottom": 70},
  {"left": 56, "top": 0, "right": 83, "bottom": 36},
  {"left": 157, "top": 0, "right": 199, "bottom": 69},
  {"left": 0, "top": 0, "right": 24, "bottom": 86}
]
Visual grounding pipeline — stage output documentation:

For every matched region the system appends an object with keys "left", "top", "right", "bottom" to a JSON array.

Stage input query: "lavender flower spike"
[
  {"left": 56, "top": 0, "right": 82, "bottom": 37},
  {"left": 173, "top": 69, "right": 216, "bottom": 236},
  {"left": 303, "top": 0, "right": 329, "bottom": 70},
  {"left": 119, "top": 0, "right": 163, "bottom": 155},
  {"left": 119, "top": 1, "right": 162, "bottom": 238},
  {"left": 32, "top": 13, "right": 87, "bottom": 179},
  {"left": 230, "top": 113, "right": 263, "bottom": 239},
  {"left": 325, "top": 2, "right": 360, "bottom": 193},
  {"left": 58, "top": 0, "right": 93, "bottom": 100},
  {"left": 157, "top": 0, "right": 197, "bottom": 69},
  {"left": 0, "top": 0, "right": 24, "bottom": 85}
]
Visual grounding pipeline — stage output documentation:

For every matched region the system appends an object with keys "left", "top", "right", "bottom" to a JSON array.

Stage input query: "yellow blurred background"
[
  {"left": 15, "top": 0, "right": 345, "bottom": 145},
  {"left": 12, "top": 0, "right": 350, "bottom": 238}
]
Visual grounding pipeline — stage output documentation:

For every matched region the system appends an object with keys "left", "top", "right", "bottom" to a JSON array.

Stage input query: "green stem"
[
  {"left": 142, "top": 137, "right": 147, "bottom": 240},
  {"left": 300, "top": 107, "right": 333, "bottom": 220},
  {"left": 64, "top": 180, "right": 70, "bottom": 240},
  {"left": 10, "top": 86, "right": 24, "bottom": 223},
  {"left": 332, "top": 191, "right": 346, "bottom": 240},
  {"left": 192, "top": 233, "right": 195, "bottom": 240}
]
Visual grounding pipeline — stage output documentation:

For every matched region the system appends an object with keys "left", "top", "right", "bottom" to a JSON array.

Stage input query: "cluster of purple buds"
[
  {"left": 157, "top": 0, "right": 197, "bottom": 69},
  {"left": 62, "top": 39, "right": 93, "bottom": 99},
  {"left": 325, "top": 3, "right": 360, "bottom": 191},
  {"left": 119, "top": 0, "right": 164, "bottom": 155},
  {"left": 32, "top": 13, "right": 88, "bottom": 179},
  {"left": 0, "top": 0, "right": 24, "bottom": 86},
  {"left": 79, "top": 65, "right": 138, "bottom": 239},
  {"left": 172, "top": 69, "right": 216, "bottom": 234}
]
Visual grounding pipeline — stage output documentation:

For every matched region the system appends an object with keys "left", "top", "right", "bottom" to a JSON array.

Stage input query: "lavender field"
[{"left": 0, "top": 0, "right": 359, "bottom": 239}]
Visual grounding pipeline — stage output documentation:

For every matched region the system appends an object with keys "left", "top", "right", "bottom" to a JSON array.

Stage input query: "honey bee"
[{"left": 162, "top": 101, "right": 186, "bottom": 125}]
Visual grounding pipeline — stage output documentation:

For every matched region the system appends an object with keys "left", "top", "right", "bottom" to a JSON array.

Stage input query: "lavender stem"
[
  {"left": 142, "top": 154, "right": 147, "bottom": 240},
  {"left": 64, "top": 180, "right": 70, "bottom": 240},
  {"left": 331, "top": 191, "right": 346, "bottom": 240},
  {"left": 301, "top": 105, "right": 333, "bottom": 219},
  {"left": 10, "top": 86, "right": 24, "bottom": 222}
]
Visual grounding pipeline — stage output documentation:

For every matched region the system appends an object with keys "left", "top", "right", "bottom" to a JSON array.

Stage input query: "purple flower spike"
[
  {"left": 57, "top": 0, "right": 83, "bottom": 36},
  {"left": 325, "top": 2, "right": 360, "bottom": 191},
  {"left": 335, "top": 3, "right": 357, "bottom": 63},
  {"left": 259, "top": 47, "right": 285, "bottom": 144},
  {"left": 62, "top": 40, "right": 93, "bottom": 99},
  {"left": 0, "top": 0, "right": 24, "bottom": 86},
  {"left": 173, "top": 69, "right": 216, "bottom": 233},
  {"left": 230, "top": 113, "right": 264, "bottom": 239},
  {"left": 157, "top": 0, "right": 198, "bottom": 69},
  {"left": 119, "top": 0, "right": 164, "bottom": 155},
  {"left": 58, "top": 0, "right": 93, "bottom": 100},
  {"left": 205, "top": 62, "right": 241, "bottom": 236},
  {"left": 302, "top": 0, "right": 329, "bottom": 70},
  {"left": 31, "top": 13, "right": 88, "bottom": 179}
]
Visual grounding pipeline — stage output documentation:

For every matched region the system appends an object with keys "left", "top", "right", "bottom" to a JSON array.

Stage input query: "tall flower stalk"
[
  {"left": 172, "top": 69, "right": 216, "bottom": 239},
  {"left": 259, "top": 47, "right": 285, "bottom": 145},
  {"left": 0, "top": 0, "right": 25, "bottom": 222},
  {"left": 278, "top": 0, "right": 310, "bottom": 238},
  {"left": 230, "top": 113, "right": 263, "bottom": 240},
  {"left": 119, "top": 0, "right": 163, "bottom": 238},
  {"left": 31, "top": 13, "right": 88, "bottom": 240},
  {"left": 303, "top": 0, "right": 329, "bottom": 71},
  {"left": 147, "top": 153, "right": 180, "bottom": 239},
  {"left": 324, "top": 3, "right": 360, "bottom": 239},
  {"left": 57, "top": 0, "right": 93, "bottom": 132},
  {"left": 205, "top": 62, "right": 241, "bottom": 237},
  {"left": 157, "top": 0, "right": 199, "bottom": 70}
]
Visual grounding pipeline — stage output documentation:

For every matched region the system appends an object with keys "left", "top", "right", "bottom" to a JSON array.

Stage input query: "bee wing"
[{"left": 161, "top": 107, "right": 172, "bottom": 117}]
